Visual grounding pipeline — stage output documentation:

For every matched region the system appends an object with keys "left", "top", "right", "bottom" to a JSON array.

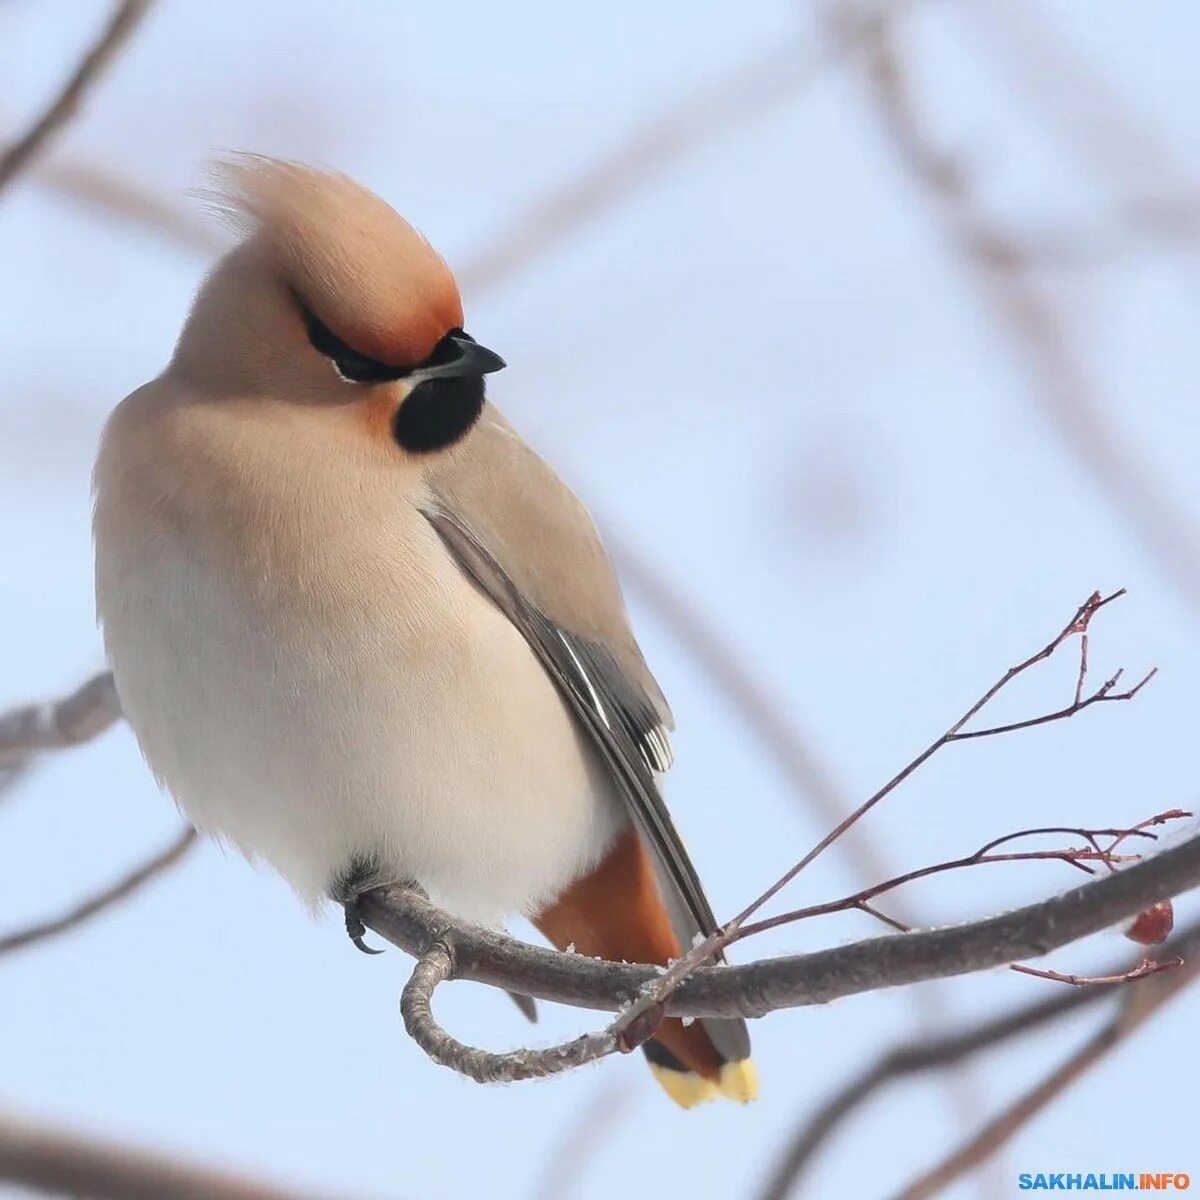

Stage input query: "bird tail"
[{"left": 642, "top": 1020, "right": 758, "bottom": 1109}]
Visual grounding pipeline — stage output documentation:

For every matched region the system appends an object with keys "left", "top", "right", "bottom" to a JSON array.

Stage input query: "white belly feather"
[{"left": 94, "top": 400, "right": 622, "bottom": 922}]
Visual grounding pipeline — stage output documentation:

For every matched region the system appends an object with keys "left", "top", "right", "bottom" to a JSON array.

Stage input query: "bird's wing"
[
  {"left": 425, "top": 406, "right": 673, "bottom": 765},
  {"left": 423, "top": 406, "right": 717, "bottom": 924},
  {"left": 423, "top": 409, "right": 751, "bottom": 1064}
]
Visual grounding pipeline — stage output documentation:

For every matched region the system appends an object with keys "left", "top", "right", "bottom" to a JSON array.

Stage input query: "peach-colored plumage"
[{"left": 203, "top": 154, "right": 463, "bottom": 367}]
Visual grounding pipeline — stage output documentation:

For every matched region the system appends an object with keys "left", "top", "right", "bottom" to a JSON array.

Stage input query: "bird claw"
[
  {"left": 344, "top": 897, "right": 385, "bottom": 956},
  {"left": 332, "top": 854, "right": 389, "bottom": 956}
]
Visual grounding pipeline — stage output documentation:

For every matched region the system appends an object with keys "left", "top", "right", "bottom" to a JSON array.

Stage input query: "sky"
[{"left": 1, "top": 1, "right": 1198, "bottom": 1197}]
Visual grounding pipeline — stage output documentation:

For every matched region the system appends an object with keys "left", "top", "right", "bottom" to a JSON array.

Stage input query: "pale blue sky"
[{"left": 1, "top": 2, "right": 1197, "bottom": 1197}]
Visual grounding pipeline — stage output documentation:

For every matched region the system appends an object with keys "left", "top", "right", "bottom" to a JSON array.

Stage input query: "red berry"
[{"left": 1125, "top": 900, "right": 1174, "bottom": 945}]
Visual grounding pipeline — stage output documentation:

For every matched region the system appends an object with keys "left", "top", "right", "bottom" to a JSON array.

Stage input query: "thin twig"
[
  {"left": 0, "top": 1, "right": 154, "bottom": 195},
  {"left": 1008, "top": 957, "right": 1182, "bottom": 988},
  {"left": 0, "top": 1109, "right": 345, "bottom": 1200},
  {"left": 0, "top": 828, "right": 196, "bottom": 956},
  {"left": 733, "top": 810, "right": 1187, "bottom": 942},
  {"left": 829, "top": 811, "right": 1192, "bottom": 991},
  {"left": 627, "top": 591, "right": 1150, "bottom": 1018},
  {"left": 758, "top": 920, "right": 1200, "bottom": 1199}
]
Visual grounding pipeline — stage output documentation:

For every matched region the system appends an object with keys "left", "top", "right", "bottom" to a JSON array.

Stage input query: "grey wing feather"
[
  {"left": 423, "top": 409, "right": 749, "bottom": 1063},
  {"left": 422, "top": 502, "right": 712, "bottom": 930}
]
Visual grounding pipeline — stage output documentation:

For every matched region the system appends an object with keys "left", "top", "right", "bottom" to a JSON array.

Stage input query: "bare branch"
[
  {"left": 0, "top": 827, "right": 196, "bottom": 956},
  {"left": 734, "top": 808, "right": 1191, "bottom": 941},
  {"left": 727, "top": 591, "right": 1147, "bottom": 937},
  {"left": 0, "top": 671, "right": 122, "bottom": 797},
  {"left": 36, "top": 154, "right": 225, "bottom": 256},
  {"left": 890, "top": 950, "right": 1200, "bottom": 1200},
  {"left": 361, "top": 828, "right": 1200, "bottom": 1031},
  {"left": 0, "top": 1108, "right": 349, "bottom": 1200},
  {"left": 831, "top": 1, "right": 1200, "bottom": 611},
  {"left": 758, "top": 920, "right": 1200, "bottom": 1200},
  {"left": 356, "top": 593, "right": 1169, "bottom": 1082},
  {"left": 1008, "top": 957, "right": 1182, "bottom": 988},
  {"left": 0, "top": 1, "right": 154, "bottom": 195},
  {"left": 455, "top": 2, "right": 923, "bottom": 296},
  {"left": 0, "top": 671, "right": 121, "bottom": 766}
]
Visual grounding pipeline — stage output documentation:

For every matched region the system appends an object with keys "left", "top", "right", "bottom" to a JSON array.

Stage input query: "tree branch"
[
  {"left": 0, "top": 1109, "right": 347, "bottom": 1200},
  {"left": 828, "top": 0, "right": 1200, "bottom": 611},
  {"left": 0, "top": 1, "right": 154, "bottom": 195},
  {"left": 0, "top": 670, "right": 121, "bottom": 768},
  {"left": 758, "top": 919, "right": 1200, "bottom": 1199},
  {"left": 0, "top": 827, "right": 196, "bottom": 956},
  {"left": 890, "top": 944, "right": 1200, "bottom": 1200},
  {"left": 0, "top": 670, "right": 122, "bottom": 797},
  {"left": 400, "top": 938, "right": 621, "bottom": 1083},
  {"left": 361, "top": 827, "right": 1200, "bottom": 1034}
]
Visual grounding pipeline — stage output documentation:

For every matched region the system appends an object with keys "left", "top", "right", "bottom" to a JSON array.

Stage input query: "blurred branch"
[
  {"left": 38, "top": 154, "right": 226, "bottom": 255},
  {"left": 758, "top": 918, "right": 1200, "bottom": 1199},
  {"left": 891, "top": 941, "right": 1200, "bottom": 1200},
  {"left": 0, "top": 670, "right": 121, "bottom": 796},
  {"left": 0, "top": 673, "right": 195, "bottom": 955},
  {"left": 530, "top": 1078, "right": 634, "bottom": 1200},
  {"left": 0, "top": 0, "right": 154, "bottom": 195},
  {"left": 0, "top": 1109, "right": 346, "bottom": 1200},
  {"left": 951, "top": 0, "right": 1200, "bottom": 253},
  {"left": 0, "top": 827, "right": 195, "bottom": 955},
  {"left": 456, "top": 3, "right": 920, "bottom": 296},
  {"left": 829, "top": 2, "right": 1200, "bottom": 610},
  {"left": 0, "top": 671, "right": 121, "bottom": 767}
]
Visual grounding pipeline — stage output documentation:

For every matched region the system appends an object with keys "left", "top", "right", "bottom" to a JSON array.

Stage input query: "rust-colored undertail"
[{"left": 534, "top": 827, "right": 739, "bottom": 1102}]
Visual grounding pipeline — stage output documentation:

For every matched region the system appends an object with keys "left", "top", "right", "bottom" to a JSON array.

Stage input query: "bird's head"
[{"left": 170, "top": 154, "right": 504, "bottom": 455}]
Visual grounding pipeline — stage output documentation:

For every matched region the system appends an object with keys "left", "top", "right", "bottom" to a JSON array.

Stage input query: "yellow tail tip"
[
  {"left": 648, "top": 1063, "right": 720, "bottom": 1109},
  {"left": 718, "top": 1059, "right": 760, "bottom": 1103},
  {"left": 648, "top": 1059, "right": 759, "bottom": 1108}
]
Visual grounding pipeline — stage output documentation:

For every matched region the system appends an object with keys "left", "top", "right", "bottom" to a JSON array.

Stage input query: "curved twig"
[
  {"left": 400, "top": 939, "right": 621, "bottom": 1083},
  {"left": 0, "top": 1, "right": 155, "bottom": 195}
]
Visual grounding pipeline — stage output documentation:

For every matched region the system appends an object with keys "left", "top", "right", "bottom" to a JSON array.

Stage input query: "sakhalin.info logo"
[{"left": 1017, "top": 1174, "right": 1190, "bottom": 1191}]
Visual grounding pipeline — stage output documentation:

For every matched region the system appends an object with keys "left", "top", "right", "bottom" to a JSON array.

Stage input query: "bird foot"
[{"left": 330, "top": 854, "right": 398, "bottom": 956}]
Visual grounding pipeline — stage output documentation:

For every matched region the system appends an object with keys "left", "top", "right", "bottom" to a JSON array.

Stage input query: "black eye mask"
[{"left": 293, "top": 294, "right": 506, "bottom": 453}]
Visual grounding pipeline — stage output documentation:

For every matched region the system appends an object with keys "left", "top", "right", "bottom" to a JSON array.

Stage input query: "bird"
[{"left": 93, "top": 154, "right": 756, "bottom": 1108}]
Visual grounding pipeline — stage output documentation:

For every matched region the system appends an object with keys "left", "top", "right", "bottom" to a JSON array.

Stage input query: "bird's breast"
[{"left": 93, "top": 396, "right": 621, "bottom": 918}]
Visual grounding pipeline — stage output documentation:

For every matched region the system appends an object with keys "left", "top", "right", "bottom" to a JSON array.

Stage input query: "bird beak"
[{"left": 416, "top": 336, "right": 506, "bottom": 382}]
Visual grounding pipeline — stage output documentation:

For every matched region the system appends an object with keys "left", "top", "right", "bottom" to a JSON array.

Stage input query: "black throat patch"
[{"left": 392, "top": 375, "right": 486, "bottom": 454}]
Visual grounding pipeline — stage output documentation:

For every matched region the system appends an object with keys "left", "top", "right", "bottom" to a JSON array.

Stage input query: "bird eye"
[
  {"left": 330, "top": 352, "right": 389, "bottom": 384},
  {"left": 295, "top": 293, "right": 401, "bottom": 385}
]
